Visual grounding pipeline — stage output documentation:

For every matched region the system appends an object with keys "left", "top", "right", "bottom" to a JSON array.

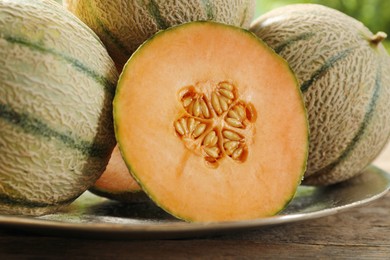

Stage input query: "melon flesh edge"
[{"left": 89, "top": 145, "right": 149, "bottom": 203}]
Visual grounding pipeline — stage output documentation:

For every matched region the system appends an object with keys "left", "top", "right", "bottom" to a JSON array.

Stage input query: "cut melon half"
[
  {"left": 89, "top": 145, "right": 149, "bottom": 202},
  {"left": 114, "top": 21, "right": 309, "bottom": 222}
]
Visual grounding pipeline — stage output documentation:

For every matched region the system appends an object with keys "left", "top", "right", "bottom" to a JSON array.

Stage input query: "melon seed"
[
  {"left": 200, "top": 98, "right": 210, "bottom": 118},
  {"left": 222, "top": 130, "right": 241, "bottom": 141},
  {"left": 219, "top": 96, "right": 229, "bottom": 112},
  {"left": 219, "top": 88, "right": 234, "bottom": 100},
  {"left": 226, "top": 117, "right": 243, "bottom": 128},
  {"left": 227, "top": 109, "right": 238, "bottom": 120},
  {"left": 204, "top": 146, "right": 220, "bottom": 158},
  {"left": 174, "top": 121, "right": 185, "bottom": 136},
  {"left": 179, "top": 118, "right": 189, "bottom": 134},
  {"left": 187, "top": 117, "right": 197, "bottom": 133},
  {"left": 182, "top": 96, "right": 193, "bottom": 107},
  {"left": 219, "top": 82, "right": 234, "bottom": 91},
  {"left": 203, "top": 130, "right": 218, "bottom": 147},
  {"left": 224, "top": 140, "right": 240, "bottom": 154},
  {"left": 231, "top": 147, "right": 244, "bottom": 160},
  {"left": 193, "top": 99, "right": 201, "bottom": 117},
  {"left": 235, "top": 105, "right": 246, "bottom": 119},
  {"left": 211, "top": 92, "right": 222, "bottom": 115},
  {"left": 193, "top": 123, "right": 206, "bottom": 138}
]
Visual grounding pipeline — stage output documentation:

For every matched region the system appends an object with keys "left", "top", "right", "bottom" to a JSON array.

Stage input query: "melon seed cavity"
[{"left": 174, "top": 81, "right": 257, "bottom": 167}]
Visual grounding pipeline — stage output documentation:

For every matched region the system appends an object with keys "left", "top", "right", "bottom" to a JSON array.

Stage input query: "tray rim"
[{"left": 0, "top": 165, "right": 389, "bottom": 239}]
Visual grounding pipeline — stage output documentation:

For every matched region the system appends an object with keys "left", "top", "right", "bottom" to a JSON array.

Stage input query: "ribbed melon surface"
[
  {"left": 64, "top": 0, "right": 256, "bottom": 70},
  {"left": 250, "top": 4, "right": 390, "bottom": 185},
  {"left": 0, "top": 0, "right": 118, "bottom": 215}
]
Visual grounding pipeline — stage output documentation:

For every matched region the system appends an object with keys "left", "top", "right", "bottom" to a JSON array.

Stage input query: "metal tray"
[{"left": 0, "top": 165, "right": 389, "bottom": 240}]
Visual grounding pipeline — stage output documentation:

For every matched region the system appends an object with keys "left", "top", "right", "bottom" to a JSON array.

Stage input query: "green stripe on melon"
[
  {"left": 0, "top": 103, "right": 110, "bottom": 158},
  {"left": 200, "top": 0, "right": 214, "bottom": 20},
  {"left": 251, "top": 4, "right": 390, "bottom": 185},
  {"left": 305, "top": 54, "right": 390, "bottom": 185},
  {"left": 273, "top": 32, "right": 315, "bottom": 54},
  {"left": 147, "top": 0, "right": 169, "bottom": 29},
  {"left": 0, "top": 0, "right": 118, "bottom": 215},
  {"left": 64, "top": 0, "right": 256, "bottom": 70},
  {"left": 3, "top": 35, "right": 116, "bottom": 95},
  {"left": 300, "top": 48, "right": 354, "bottom": 93}
]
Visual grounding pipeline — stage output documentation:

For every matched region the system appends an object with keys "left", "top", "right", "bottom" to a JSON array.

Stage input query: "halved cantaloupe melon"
[{"left": 114, "top": 21, "right": 309, "bottom": 222}]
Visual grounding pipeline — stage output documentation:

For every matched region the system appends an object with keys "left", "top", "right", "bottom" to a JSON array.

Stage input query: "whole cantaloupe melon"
[
  {"left": 250, "top": 4, "right": 390, "bottom": 185},
  {"left": 63, "top": 0, "right": 256, "bottom": 70},
  {"left": 0, "top": 0, "right": 118, "bottom": 215}
]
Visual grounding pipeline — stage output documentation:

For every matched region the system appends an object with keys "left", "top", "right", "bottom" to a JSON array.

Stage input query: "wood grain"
[
  {"left": 0, "top": 193, "right": 389, "bottom": 258},
  {"left": 0, "top": 145, "right": 389, "bottom": 259}
]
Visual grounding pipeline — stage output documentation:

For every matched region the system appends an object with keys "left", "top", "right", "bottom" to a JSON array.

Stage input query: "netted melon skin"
[
  {"left": 0, "top": 0, "right": 118, "bottom": 215},
  {"left": 250, "top": 4, "right": 390, "bottom": 185},
  {"left": 64, "top": 0, "right": 256, "bottom": 70}
]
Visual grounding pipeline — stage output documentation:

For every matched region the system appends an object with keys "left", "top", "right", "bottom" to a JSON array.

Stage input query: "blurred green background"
[{"left": 254, "top": 0, "right": 390, "bottom": 50}]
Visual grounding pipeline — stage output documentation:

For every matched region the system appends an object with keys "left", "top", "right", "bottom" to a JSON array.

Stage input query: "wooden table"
[{"left": 1, "top": 145, "right": 390, "bottom": 259}]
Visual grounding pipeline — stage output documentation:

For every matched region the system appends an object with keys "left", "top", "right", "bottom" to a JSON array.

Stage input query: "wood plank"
[{"left": 0, "top": 192, "right": 388, "bottom": 258}]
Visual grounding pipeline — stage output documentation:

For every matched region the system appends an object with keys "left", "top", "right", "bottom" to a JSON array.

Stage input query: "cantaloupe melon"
[
  {"left": 114, "top": 21, "right": 309, "bottom": 222},
  {"left": 63, "top": 0, "right": 256, "bottom": 70},
  {"left": 250, "top": 4, "right": 390, "bottom": 185},
  {"left": 0, "top": 0, "right": 118, "bottom": 215},
  {"left": 89, "top": 145, "right": 149, "bottom": 203}
]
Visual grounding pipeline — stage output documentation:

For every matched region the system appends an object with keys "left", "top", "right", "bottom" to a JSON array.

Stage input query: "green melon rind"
[
  {"left": 0, "top": 0, "right": 118, "bottom": 215},
  {"left": 303, "top": 51, "right": 390, "bottom": 185},
  {"left": 77, "top": 0, "right": 132, "bottom": 69},
  {"left": 0, "top": 103, "right": 111, "bottom": 158},
  {"left": 2, "top": 35, "right": 116, "bottom": 95},
  {"left": 0, "top": 193, "right": 79, "bottom": 216},
  {"left": 114, "top": 21, "right": 309, "bottom": 222}
]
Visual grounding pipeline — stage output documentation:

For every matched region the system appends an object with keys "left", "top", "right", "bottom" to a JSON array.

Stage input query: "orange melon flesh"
[
  {"left": 93, "top": 145, "right": 141, "bottom": 193},
  {"left": 114, "top": 22, "right": 308, "bottom": 222},
  {"left": 90, "top": 145, "right": 149, "bottom": 203}
]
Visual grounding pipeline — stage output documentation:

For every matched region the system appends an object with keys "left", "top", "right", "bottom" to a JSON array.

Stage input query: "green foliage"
[
  {"left": 255, "top": 0, "right": 390, "bottom": 50},
  {"left": 384, "top": 41, "right": 390, "bottom": 51}
]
